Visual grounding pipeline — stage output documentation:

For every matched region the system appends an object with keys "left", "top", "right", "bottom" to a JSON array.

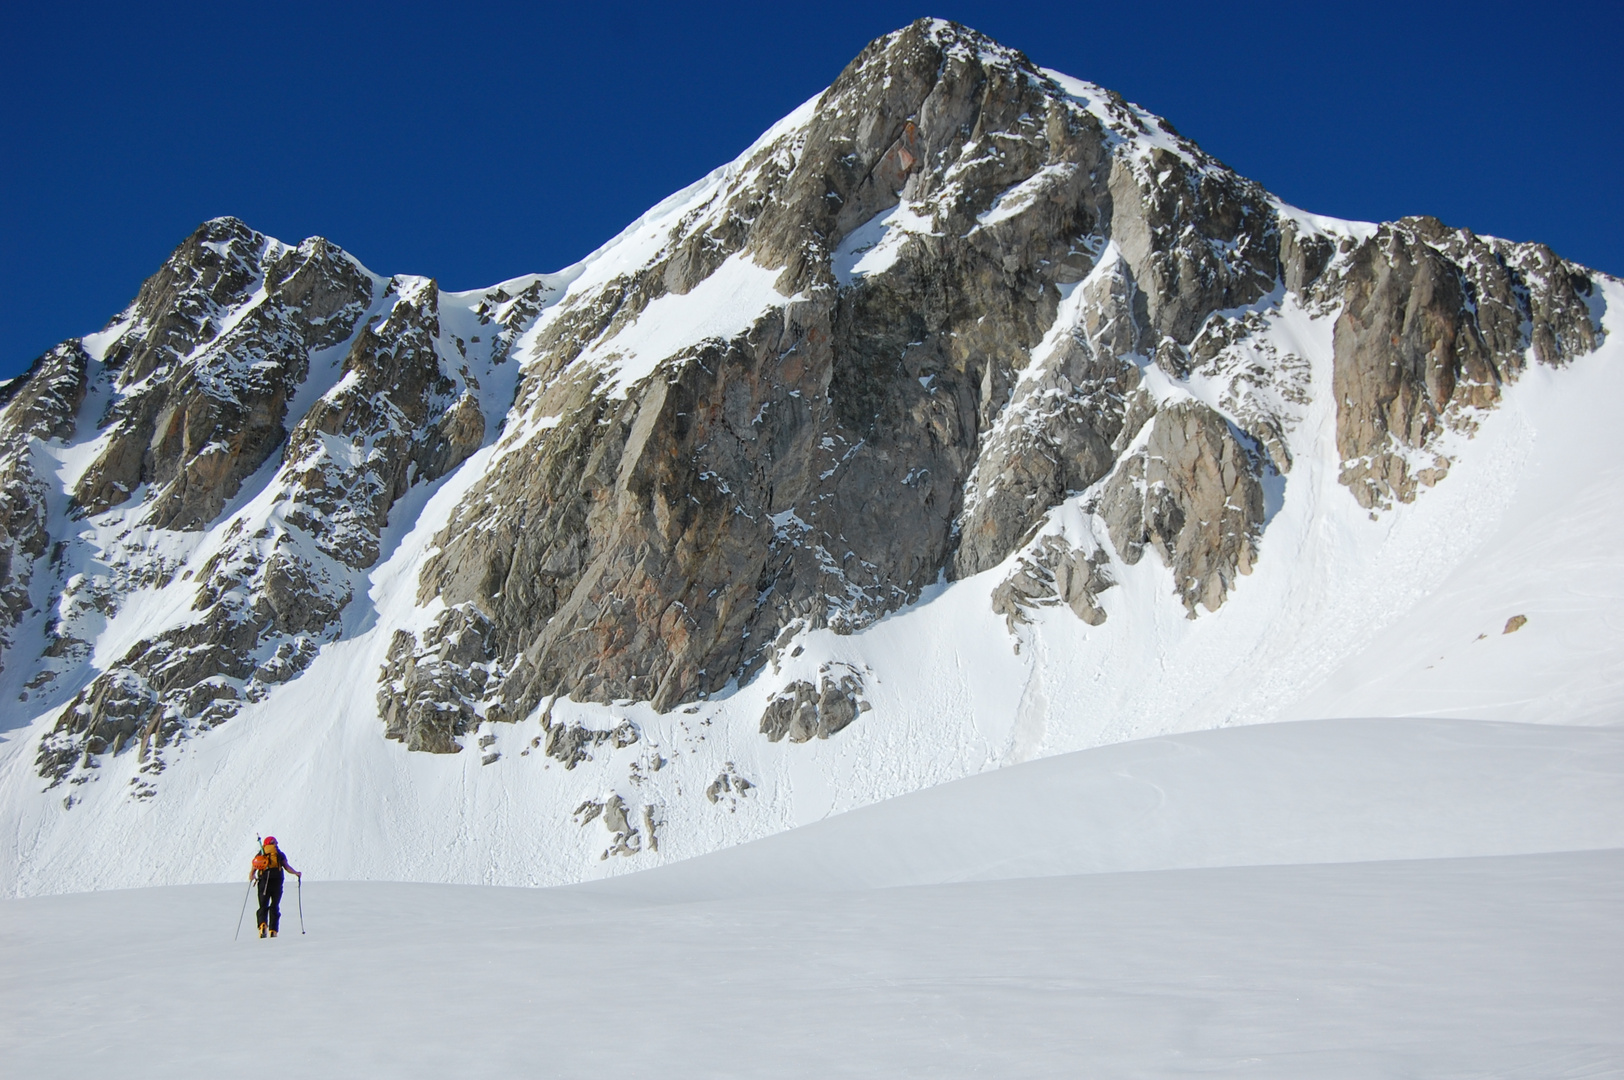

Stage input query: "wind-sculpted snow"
[
  {"left": 604, "top": 717, "right": 1624, "bottom": 900},
  {"left": 3, "top": 719, "right": 1621, "bottom": 1078},
  {"left": 0, "top": 18, "right": 1614, "bottom": 894}
]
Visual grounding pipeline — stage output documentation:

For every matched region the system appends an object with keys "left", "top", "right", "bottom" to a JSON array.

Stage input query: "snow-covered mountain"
[{"left": 0, "top": 19, "right": 1617, "bottom": 896}]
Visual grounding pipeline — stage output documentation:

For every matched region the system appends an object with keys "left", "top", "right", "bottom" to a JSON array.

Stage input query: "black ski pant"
[{"left": 256, "top": 874, "right": 284, "bottom": 933}]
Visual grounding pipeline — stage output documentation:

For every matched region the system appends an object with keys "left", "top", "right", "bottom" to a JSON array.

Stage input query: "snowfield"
[{"left": 3, "top": 716, "right": 1620, "bottom": 1078}]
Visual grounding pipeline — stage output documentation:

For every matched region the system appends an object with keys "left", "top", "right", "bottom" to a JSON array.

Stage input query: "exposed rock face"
[
  {"left": 74, "top": 219, "right": 376, "bottom": 528},
  {"left": 705, "top": 764, "right": 754, "bottom": 807},
  {"left": 758, "top": 666, "right": 871, "bottom": 742},
  {"left": 0, "top": 342, "right": 88, "bottom": 665},
  {"left": 1331, "top": 218, "right": 1601, "bottom": 508},
  {"left": 282, "top": 277, "right": 487, "bottom": 571},
  {"left": 574, "top": 792, "right": 659, "bottom": 857},
  {"left": 991, "top": 535, "right": 1114, "bottom": 630},
  {"left": 954, "top": 255, "right": 1146, "bottom": 579},
  {"left": 377, "top": 605, "right": 500, "bottom": 754},
  {"left": 0, "top": 19, "right": 1607, "bottom": 791},
  {"left": 1099, "top": 401, "right": 1267, "bottom": 615},
  {"left": 402, "top": 19, "right": 1310, "bottom": 730}
]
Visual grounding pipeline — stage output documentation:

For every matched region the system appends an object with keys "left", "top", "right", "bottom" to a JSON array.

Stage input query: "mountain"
[{"left": 0, "top": 19, "right": 1617, "bottom": 895}]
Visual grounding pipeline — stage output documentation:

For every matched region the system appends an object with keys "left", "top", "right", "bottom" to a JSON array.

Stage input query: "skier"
[{"left": 249, "top": 836, "right": 302, "bottom": 938}]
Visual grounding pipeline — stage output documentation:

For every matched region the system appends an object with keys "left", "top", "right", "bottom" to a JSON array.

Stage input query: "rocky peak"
[
  {"left": 390, "top": 17, "right": 1605, "bottom": 742},
  {"left": 25, "top": 227, "right": 511, "bottom": 783},
  {"left": 70, "top": 217, "right": 377, "bottom": 528},
  {"left": 99, "top": 216, "right": 268, "bottom": 386}
]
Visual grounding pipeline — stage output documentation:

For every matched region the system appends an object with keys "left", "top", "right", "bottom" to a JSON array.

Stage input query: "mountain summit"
[{"left": 0, "top": 20, "right": 1615, "bottom": 894}]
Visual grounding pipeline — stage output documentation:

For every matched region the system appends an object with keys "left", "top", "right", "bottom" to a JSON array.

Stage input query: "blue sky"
[{"left": 3, "top": 1, "right": 1620, "bottom": 380}]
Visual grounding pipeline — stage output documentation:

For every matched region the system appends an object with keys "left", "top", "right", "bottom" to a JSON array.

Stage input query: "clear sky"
[{"left": 3, "top": 0, "right": 1619, "bottom": 380}]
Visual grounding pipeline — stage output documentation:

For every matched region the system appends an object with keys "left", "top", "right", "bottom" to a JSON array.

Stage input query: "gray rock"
[
  {"left": 377, "top": 606, "right": 500, "bottom": 754},
  {"left": 37, "top": 258, "right": 516, "bottom": 781},
  {"left": 1332, "top": 218, "right": 1600, "bottom": 509},
  {"left": 410, "top": 19, "right": 1280, "bottom": 730},
  {"left": 705, "top": 765, "right": 755, "bottom": 805},
  {"left": 991, "top": 536, "right": 1114, "bottom": 629},
  {"left": 73, "top": 220, "right": 375, "bottom": 528},
  {"left": 759, "top": 668, "right": 871, "bottom": 742},
  {"left": 575, "top": 794, "right": 652, "bottom": 857},
  {"left": 0, "top": 341, "right": 88, "bottom": 666},
  {"left": 1099, "top": 401, "right": 1266, "bottom": 615},
  {"left": 601, "top": 795, "right": 630, "bottom": 834}
]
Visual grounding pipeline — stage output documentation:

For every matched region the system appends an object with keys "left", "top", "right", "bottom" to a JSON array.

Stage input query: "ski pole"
[
  {"left": 234, "top": 875, "right": 253, "bottom": 940},
  {"left": 235, "top": 834, "right": 263, "bottom": 941},
  {"left": 297, "top": 874, "right": 305, "bottom": 934}
]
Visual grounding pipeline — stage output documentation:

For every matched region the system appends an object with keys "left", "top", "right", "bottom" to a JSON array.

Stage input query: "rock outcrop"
[
  {"left": 0, "top": 342, "right": 88, "bottom": 666},
  {"left": 377, "top": 605, "right": 501, "bottom": 754},
  {"left": 1330, "top": 217, "right": 1601, "bottom": 508},
  {"left": 758, "top": 665, "right": 872, "bottom": 742},
  {"left": 73, "top": 219, "right": 376, "bottom": 528},
  {"left": 1099, "top": 401, "right": 1267, "bottom": 615},
  {"left": 574, "top": 792, "right": 659, "bottom": 858},
  {"left": 991, "top": 535, "right": 1114, "bottom": 629}
]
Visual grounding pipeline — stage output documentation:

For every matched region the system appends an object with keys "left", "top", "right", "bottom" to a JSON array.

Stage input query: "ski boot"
[{"left": 258, "top": 923, "right": 268, "bottom": 938}]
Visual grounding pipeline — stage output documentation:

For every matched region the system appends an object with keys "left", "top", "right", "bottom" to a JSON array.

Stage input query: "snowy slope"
[
  {"left": 3, "top": 717, "right": 1620, "bottom": 1078},
  {"left": 8, "top": 855, "right": 1619, "bottom": 1079},
  {"left": 601, "top": 717, "right": 1624, "bottom": 901},
  {"left": 1282, "top": 348, "right": 1624, "bottom": 725}
]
